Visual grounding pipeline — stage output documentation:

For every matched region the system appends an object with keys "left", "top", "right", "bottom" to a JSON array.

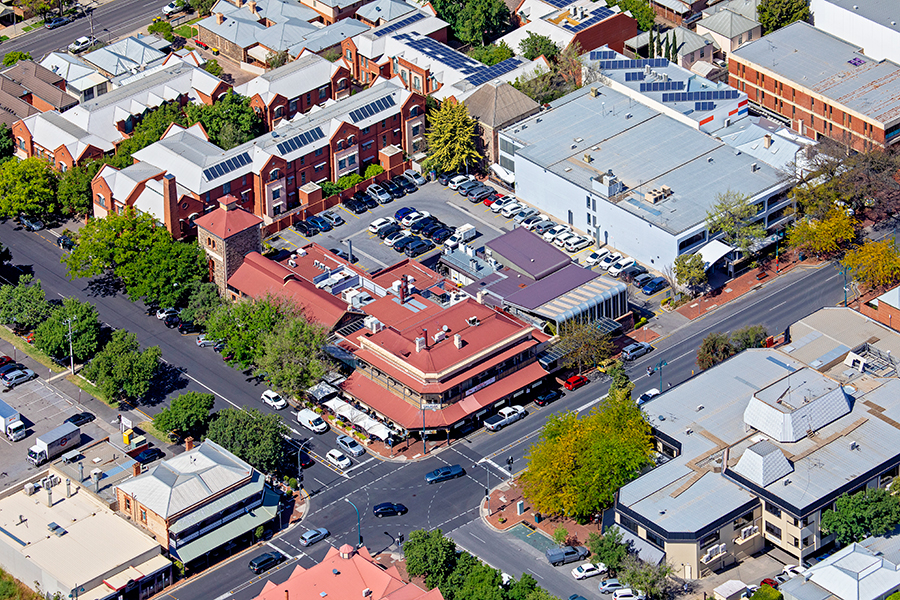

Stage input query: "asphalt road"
[{"left": 2, "top": 0, "right": 172, "bottom": 60}]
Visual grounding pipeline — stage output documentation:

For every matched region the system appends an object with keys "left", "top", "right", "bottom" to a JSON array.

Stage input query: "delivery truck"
[
  {"left": 27, "top": 422, "right": 80, "bottom": 466},
  {"left": 444, "top": 224, "right": 476, "bottom": 249},
  {"left": 0, "top": 399, "right": 25, "bottom": 441}
]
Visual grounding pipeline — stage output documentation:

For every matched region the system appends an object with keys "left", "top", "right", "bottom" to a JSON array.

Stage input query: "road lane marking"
[
  {"left": 178, "top": 369, "right": 244, "bottom": 410},
  {"left": 345, "top": 456, "right": 375, "bottom": 473},
  {"left": 575, "top": 393, "right": 609, "bottom": 413}
]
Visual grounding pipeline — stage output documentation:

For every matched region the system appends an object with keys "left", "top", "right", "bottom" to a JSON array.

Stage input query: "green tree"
[
  {"left": 518, "top": 32, "right": 559, "bottom": 61},
  {"left": 203, "top": 59, "right": 223, "bottom": 77},
  {"left": 364, "top": 164, "right": 384, "bottom": 179},
  {"left": 0, "top": 157, "right": 58, "bottom": 219},
  {"left": 34, "top": 297, "right": 101, "bottom": 362},
  {"left": 886, "top": 592, "right": 900, "bottom": 600},
  {"left": 673, "top": 253, "right": 707, "bottom": 295},
  {"left": 587, "top": 528, "right": 629, "bottom": 573},
  {"left": 336, "top": 173, "right": 364, "bottom": 189},
  {"left": 2, "top": 51, "right": 31, "bottom": 67},
  {"left": 404, "top": 529, "right": 458, "bottom": 589},
  {"left": 469, "top": 42, "right": 514, "bottom": 66},
  {"left": 756, "top": 0, "right": 810, "bottom": 34},
  {"left": 255, "top": 315, "right": 328, "bottom": 399},
  {"left": 58, "top": 162, "right": 102, "bottom": 218},
  {"left": 184, "top": 91, "right": 264, "bottom": 149},
  {"left": 524, "top": 590, "right": 560, "bottom": 600},
  {"left": 152, "top": 391, "right": 215, "bottom": 437},
  {"left": 732, "top": 324, "right": 768, "bottom": 351},
  {"left": 619, "top": 556, "right": 673, "bottom": 600},
  {"left": 0, "top": 275, "right": 51, "bottom": 332},
  {"left": 112, "top": 101, "right": 186, "bottom": 166},
  {"left": 552, "top": 526, "right": 568, "bottom": 545},
  {"left": 450, "top": 0, "right": 509, "bottom": 45},
  {"left": 320, "top": 181, "right": 342, "bottom": 198},
  {"left": 558, "top": 320, "right": 613, "bottom": 372},
  {"left": 705, "top": 190, "right": 766, "bottom": 253},
  {"left": 179, "top": 281, "right": 223, "bottom": 326},
  {"left": 205, "top": 295, "right": 296, "bottom": 368},
  {"left": 206, "top": 407, "right": 288, "bottom": 473},
  {"left": 786, "top": 208, "right": 856, "bottom": 256},
  {"left": 696, "top": 331, "right": 735, "bottom": 370},
  {"left": 843, "top": 239, "right": 900, "bottom": 290},
  {"left": 520, "top": 384, "right": 653, "bottom": 520},
  {"left": 188, "top": 0, "right": 215, "bottom": 15},
  {"left": 751, "top": 586, "right": 783, "bottom": 600},
  {"left": 0, "top": 123, "right": 15, "bottom": 160},
  {"left": 506, "top": 574, "right": 538, "bottom": 600},
  {"left": 607, "top": 360, "right": 631, "bottom": 392},
  {"left": 266, "top": 49, "right": 289, "bottom": 70},
  {"left": 425, "top": 101, "right": 482, "bottom": 174},
  {"left": 148, "top": 20, "right": 174, "bottom": 41},
  {"left": 82, "top": 330, "right": 161, "bottom": 404},
  {"left": 820, "top": 488, "right": 900, "bottom": 546},
  {"left": 607, "top": 0, "right": 655, "bottom": 31}
]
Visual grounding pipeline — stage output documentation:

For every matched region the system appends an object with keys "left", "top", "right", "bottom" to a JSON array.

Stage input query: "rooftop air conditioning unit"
[
  {"left": 23, "top": 483, "right": 36, "bottom": 496},
  {"left": 415, "top": 337, "right": 426, "bottom": 352},
  {"left": 741, "top": 526, "right": 754, "bottom": 539},
  {"left": 467, "top": 316, "right": 480, "bottom": 327},
  {"left": 288, "top": 259, "right": 296, "bottom": 267},
  {"left": 433, "top": 331, "right": 446, "bottom": 343}
]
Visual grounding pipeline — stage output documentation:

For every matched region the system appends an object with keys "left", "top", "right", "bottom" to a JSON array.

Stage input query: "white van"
[{"left": 297, "top": 408, "right": 328, "bottom": 433}]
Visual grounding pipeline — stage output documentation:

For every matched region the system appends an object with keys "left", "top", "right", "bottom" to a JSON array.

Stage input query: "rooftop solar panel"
[{"left": 372, "top": 12, "right": 425, "bottom": 38}]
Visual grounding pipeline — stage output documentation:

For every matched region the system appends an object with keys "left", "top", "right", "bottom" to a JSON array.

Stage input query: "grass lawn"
[
  {"left": 69, "top": 374, "right": 118, "bottom": 409},
  {"left": 0, "top": 327, "right": 65, "bottom": 373},
  {"left": 174, "top": 24, "right": 196, "bottom": 38},
  {"left": 137, "top": 420, "right": 169, "bottom": 445}
]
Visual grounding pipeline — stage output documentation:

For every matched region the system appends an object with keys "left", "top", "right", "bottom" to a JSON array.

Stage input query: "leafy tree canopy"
[
  {"left": 34, "top": 297, "right": 101, "bottom": 362},
  {"left": 205, "top": 295, "right": 298, "bottom": 368},
  {"left": 696, "top": 331, "right": 735, "bottom": 370},
  {"left": 179, "top": 281, "right": 224, "bottom": 326},
  {"left": 2, "top": 51, "right": 31, "bottom": 67},
  {"left": 152, "top": 391, "right": 215, "bottom": 437},
  {"left": 469, "top": 42, "right": 514, "bottom": 66},
  {"left": 266, "top": 49, "right": 289, "bottom": 70},
  {"left": 757, "top": 0, "right": 810, "bottom": 34},
  {"left": 364, "top": 164, "right": 384, "bottom": 179},
  {"left": 732, "top": 324, "right": 768, "bottom": 351},
  {"left": 786, "top": 209, "right": 856, "bottom": 256},
  {"left": 58, "top": 161, "right": 103, "bottom": 218},
  {"left": 0, "top": 157, "right": 58, "bottom": 219},
  {"left": 518, "top": 32, "right": 559, "bottom": 61},
  {"left": 148, "top": 20, "right": 174, "bottom": 42},
  {"left": 607, "top": 0, "right": 655, "bottom": 31},
  {"left": 432, "top": 0, "right": 509, "bottom": 45},
  {"left": 203, "top": 59, "right": 223, "bottom": 77},
  {"left": 185, "top": 91, "right": 264, "bottom": 150},
  {"left": 255, "top": 315, "right": 328, "bottom": 399},
  {"left": 337, "top": 173, "right": 364, "bottom": 189},
  {"left": 425, "top": 101, "right": 482, "bottom": 174},
  {"left": 705, "top": 190, "right": 766, "bottom": 253},
  {"left": 558, "top": 320, "right": 613, "bottom": 372},
  {"left": 0, "top": 275, "right": 52, "bottom": 332},
  {"left": 821, "top": 488, "right": 900, "bottom": 546},
  {"left": 843, "top": 239, "right": 900, "bottom": 291},
  {"left": 206, "top": 407, "right": 288, "bottom": 473},
  {"left": 587, "top": 527, "right": 629, "bottom": 573},
  {"left": 618, "top": 556, "right": 673, "bottom": 600},
  {"left": 0, "top": 123, "right": 15, "bottom": 160},
  {"left": 83, "top": 329, "right": 161, "bottom": 404},
  {"left": 751, "top": 586, "right": 783, "bottom": 600},
  {"left": 405, "top": 529, "right": 463, "bottom": 590},
  {"left": 111, "top": 101, "right": 187, "bottom": 167},
  {"left": 673, "top": 253, "right": 707, "bottom": 294}
]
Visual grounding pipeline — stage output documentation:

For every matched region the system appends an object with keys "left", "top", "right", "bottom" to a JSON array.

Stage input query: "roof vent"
[
  {"left": 333, "top": 569, "right": 340, "bottom": 575},
  {"left": 849, "top": 441, "right": 859, "bottom": 450},
  {"left": 590, "top": 87, "right": 599, "bottom": 97},
  {"left": 707, "top": 156, "right": 714, "bottom": 163},
  {"left": 697, "top": 405, "right": 704, "bottom": 411},
  {"left": 467, "top": 316, "right": 480, "bottom": 327},
  {"left": 363, "top": 590, "right": 372, "bottom": 598},
  {"left": 685, "top": 428, "right": 693, "bottom": 435},
  {"left": 288, "top": 259, "right": 296, "bottom": 267},
  {"left": 751, "top": 162, "right": 759, "bottom": 172},
  {"left": 583, "top": 153, "right": 592, "bottom": 163}
]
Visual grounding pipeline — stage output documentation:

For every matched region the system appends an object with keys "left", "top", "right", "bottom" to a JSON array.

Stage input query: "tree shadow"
[
  {"left": 84, "top": 272, "right": 123, "bottom": 298},
  {"left": 142, "top": 362, "right": 189, "bottom": 407}
]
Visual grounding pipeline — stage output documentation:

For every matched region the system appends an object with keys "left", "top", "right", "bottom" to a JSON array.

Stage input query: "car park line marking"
[
  {"left": 444, "top": 201, "right": 504, "bottom": 233},
  {"left": 314, "top": 477, "right": 328, "bottom": 487}
]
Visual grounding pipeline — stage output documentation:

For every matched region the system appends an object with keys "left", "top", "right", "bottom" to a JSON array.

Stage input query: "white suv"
[{"left": 261, "top": 390, "right": 287, "bottom": 410}]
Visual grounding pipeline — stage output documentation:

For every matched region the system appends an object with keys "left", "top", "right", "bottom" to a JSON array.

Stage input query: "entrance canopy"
[
  {"left": 696, "top": 239, "right": 734, "bottom": 271},
  {"left": 324, "top": 397, "right": 393, "bottom": 441}
]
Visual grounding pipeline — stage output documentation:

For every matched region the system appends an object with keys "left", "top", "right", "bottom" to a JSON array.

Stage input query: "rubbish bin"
[{"left": 534, "top": 513, "right": 542, "bottom": 524}]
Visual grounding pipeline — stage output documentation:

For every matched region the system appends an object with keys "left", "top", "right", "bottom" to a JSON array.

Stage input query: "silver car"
[
  {"left": 320, "top": 210, "right": 344, "bottom": 227},
  {"left": 337, "top": 434, "right": 366, "bottom": 457},
  {"left": 299, "top": 527, "right": 329, "bottom": 546},
  {"left": 367, "top": 184, "right": 392, "bottom": 204},
  {"left": 404, "top": 169, "right": 427, "bottom": 186}
]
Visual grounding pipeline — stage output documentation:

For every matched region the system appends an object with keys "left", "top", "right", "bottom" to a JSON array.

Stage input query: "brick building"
[
  {"left": 729, "top": 21, "right": 900, "bottom": 150},
  {"left": 194, "top": 195, "right": 264, "bottom": 295}
]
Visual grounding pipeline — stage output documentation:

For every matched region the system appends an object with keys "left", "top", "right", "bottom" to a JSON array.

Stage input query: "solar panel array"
[
  {"left": 848, "top": 57, "right": 865, "bottom": 67},
  {"left": 464, "top": 57, "right": 527, "bottom": 86},
  {"left": 394, "top": 33, "right": 484, "bottom": 75},
  {"left": 542, "top": 0, "right": 572, "bottom": 10},
  {"left": 589, "top": 50, "right": 616, "bottom": 61},
  {"left": 694, "top": 101, "right": 716, "bottom": 111},
  {"left": 203, "top": 152, "right": 251, "bottom": 182},
  {"left": 624, "top": 71, "right": 645, "bottom": 81},
  {"left": 639, "top": 80, "right": 684, "bottom": 92},
  {"left": 560, "top": 6, "right": 614, "bottom": 32},
  {"left": 348, "top": 95, "right": 396, "bottom": 124},
  {"left": 599, "top": 58, "right": 668, "bottom": 70},
  {"left": 372, "top": 12, "right": 425, "bottom": 38},
  {"left": 661, "top": 89, "right": 740, "bottom": 102},
  {"left": 275, "top": 127, "right": 325, "bottom": 156}
]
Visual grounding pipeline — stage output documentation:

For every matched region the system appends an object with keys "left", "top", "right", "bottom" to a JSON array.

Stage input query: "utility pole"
[
  {"left": 655, "top": 359, "right": 667, "bottom": 390},
  {"left": 65, "top": 317, "right": 76, "bottom": 376}
]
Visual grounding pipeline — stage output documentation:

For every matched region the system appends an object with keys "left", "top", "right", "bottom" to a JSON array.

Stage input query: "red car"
[
  {"left": 564, "top": 375, "right": 588, "bottom": 391},
  {"left": 760, "top": 579, "right": 779, "bottom": 589},
  {"left": 0, "top": 356, "right": 11, "bottom": 368}
]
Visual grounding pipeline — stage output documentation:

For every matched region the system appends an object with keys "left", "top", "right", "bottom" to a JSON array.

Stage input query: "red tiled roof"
[
  {"left": 252, "top": 546, "right": 439, "bottom": 600},
  {"left": 194, "top": 198, "right": 262, "bottom": 239},
  {"left": 276, "top": 242, "right": 368, "bottom": 281},
  {"left": 343, "top": 361, "right": 549, "bottom": 428},
  {"left": 227, "top": 252, "right": 349, "bottom": 328},
  {"left": 371, "top": 258, "right": 447, "bottom": 290}
]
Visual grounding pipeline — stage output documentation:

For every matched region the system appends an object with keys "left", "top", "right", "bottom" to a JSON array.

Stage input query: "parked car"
[
  {"left": 56, "top": 235, "right": 76, "bottom": 250},
  {"left": 326, "top": 449, "right": 351, "bottom": 469},
  {"left": 68, "top": 35, "right": 97, "bottom": 52},
  {"left": 196, "top": 334, "right": 217, "bottom": 347},
  {"left": 392, "top": 235, "right": 419, "bottom": 253},
  {"left": 404, "top": 169, "right": 426, "bottom": 186},
  {"left": 457, "top": 180, "right": 483, "bottom": 196},
  {"left": 5, "top": 372, "right": 38, "bottom": 390},
  {"left": 337, "top": 434, "right": 366, "bottom": 457},
  {"left": 618, "top": 264, "right": 648, "bottom": 281},
  {"left": 0, "top": 356, "right": 11, "bottom": 369},
  {"left": 546, "top": 545, "right": 589, "bottom": 566},
  {"left": 613, "top": 589, "right": 645, "bottom": 600},
  {"left": 513, "top": 207, "right": 539, "bottom": 223},
  {"left": 401, "top": 211, "right": 431, "bottom": 227},
  {"left": 373, "top": 502, "right": 408, "bottom": 517},
  {"left": 553, "top": 232, "right": 578, "bottom": 248},
  {"left": 65, "top": 412, "right": 94, "bottom": 426},
  {"left": 572, "top": 563, "right": 607, "bottom": 580},
  {"left": 0, "top": 363, "right": 24, "bottom": 378},
  {"left": 394, "top": 206, "right": 416, "bottom": 221},
  {"left": 598, "top": 579, "right": 626, "bottom": 594},
  {"left": 431, "top": 228, "right": 453, "bottom": 244},
  {"left": 384, "top": 230, "right": 407, "bottom": 246},
  {"left": 405, "top": 239, "right": 435, "bottom": 257},
  {"left": 622, "top": 342, "right": 652, "bottom": 361},
  {"left": 367, "top": 184, "right": 392, "bottom": 203},
  {"left": 162, "top": 0, "right": 182, "bottom": 15},
  {"left": 642, "top": 276, "right": 668, "bottom": 296},
  {"left": 759, "top": 579, "right": 779, "bottom": 590},
  {"left": 532, "top": 221, "right": 556, "bottom": 235},
  {"left": 369, "top": 217, "right": 396, "bottom": 233},
  {"left": 437, "top": 172, "right": 457, "bottom": 185},
  {"left": 608, "top": 257, "right": 636, "bottom": 277},
  {"left": 261, "top": 390, "right": 287, "bottom": 410},
  {"left": 599, "top": 252, "right": 622, "bottom": 270},
  {"left": 134, "top": 448, "right": 165, "bottom": 464},
  {"left": 164, "top": 314, "right": 181, "bottom": 328},
  {"left": 448, "top": 174, "right": 474, "bottom": 190},
  {"left": 533, "top": 389, "right": 561, "bottom": 407},
  {"left": 783, "top": 566, "right": 807, "bottom": 578},
  {"left": 500, "top": 202, "right": 523, "bottom": 218},
  {"left": 292, "top": 221, "right": 318, "bottom": 236},
  {"left": 416, "top": 220, "right": 441, "bottom": 236},
  {"left": 355, "top": 191, "right": 378, "bottom": 210},
  {"left": 425, "top": 464, "right": 465, "bottom": 483},
  {"left": 393, "top": 175, "right": 417, "bottom": 194},
  {"left": 177, "top": 321, "right": 199, "bottom": 334},
  {"left": 637, "top": 389, "right": 660, "bottom": 405},
  {"left": 299, "top": 528, "right": 330, "bottom": 546},
  {"left": 565, "top": 236, "right": 592, "bottom": 253},
  {"left": 19, "top": 215, "right": 44, "bottom": 231},
  {"left": 543, "top": 225, "right": 571, "bottom": 242},
  {"left": 585, "top": 249, "right": 610, "bottom": 267},
  {"left": 564, "top": 375, "right": 588, "bottom": 391},
  {"left": 156, "top": 307, "right": 179, "bottom": 320},
  {"left": 469, "top": 186, "right": 494, "bottom": 203},
  {"left": 248, "top": 551, "right": 284, "bottom": 574},
  {"left": 306, "top": 215, "right": 332, "bottom": 232},
  {"left": 490, "top": 197, "right": 515, "bottom": 213},
  {"left": 521, "top": 215, "right": 547, "bottom": 229},
  {"left": 45, "top": 15, "right": 72, "bottom": 29},
  {"left": 343, "top": 198, "right": 367, "bottom": 214},
  {"left": 381, "top": 178, "right": 405, "bottom": 199},
  {"left": 633, "top": 273, "right": 654, "bottom": 288},
  {"left": 298, "top": 451, "right": 314, "bottom": 468}
]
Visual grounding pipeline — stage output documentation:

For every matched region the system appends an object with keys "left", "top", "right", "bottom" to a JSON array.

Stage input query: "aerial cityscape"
[{"left": 0, "top": 0, "right": 898, "bottom": 599}]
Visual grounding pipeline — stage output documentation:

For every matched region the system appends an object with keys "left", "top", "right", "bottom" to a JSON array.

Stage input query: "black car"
[
  {"left": 307, "top": 215, "right": 332, "bottom": 232},
  {"left": 420, "top": 222, "right": 443, "bottom": 238},
  {"left": 381, "top": 179, "right": 405, "bottom": 199},
  {"left": 618, "top": 264, "right": 648, "bottom": 281},
  {"left": 431, "top": 228, "right": 453, "bottom": 243},
  {"left": 56, "top": 235, "right": 76, "bottom": 250},
  {"left": 343, "top": 198, "right": 367, "bottom": 214},
  {"left": 65, "top": 412, "right": 95, "bottom": 426},
  {"left": 0, "top": 363, "right": 23, "bottom": 378},
  {"left": 355, "top": 191, "right": 378, "bottom": 210},
  {"left": 405, "top": 239, "right": 435, "bottom": 257},
  {"left": 533, "top": 390, "right": 561, "bottom": 407},
  {"left": 393, "top": 235, "right": 418, "bottom": 252},
  {"left": 373, "top": 502, "right": 408, "bottom": 518},
  {"left": 292, "top": 221, "right": 318, "bottom": 236},
  {"left": 393, "top": 176, "right": 417, "bottom": 194},
  {"left": 426, "top": 464, "right": 465, "bottom": 484},
  {"left": 298, "top": 451, "right": 314, "bottom": 468},
  {"left": 134, "top": 448, "right": 165, "bottom": 464},
  {"left": 410, "top": 216, "right": 437, "bottom": 234},
  {"left": 178, "top": 321, "right": 200, "bottom": 334},
  {"left": 164, "top": 314, "right": 181, "bottom": 328},
  {"left": 437, "top": 172, "right": 457, "bottom": 186},
  {"left": 378, "top": 223, "right": 402, "bottom": 239},
  {"left": 248, "top": 551, "right": 284, "bottom": 574}
]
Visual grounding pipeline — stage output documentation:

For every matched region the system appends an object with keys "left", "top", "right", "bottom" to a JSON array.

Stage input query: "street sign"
[{"left": 421, "top": 403, "right": 441, "bottom": 411}]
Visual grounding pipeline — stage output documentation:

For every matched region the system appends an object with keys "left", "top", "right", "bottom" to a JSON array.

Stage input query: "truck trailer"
[{"left": 27, "top": 422, "right": 80, "bottom": 466}]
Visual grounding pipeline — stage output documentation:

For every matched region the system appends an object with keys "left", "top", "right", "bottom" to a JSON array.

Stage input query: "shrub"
[{"left": 364, "top": 164, "right": 384, "bottom": 179}]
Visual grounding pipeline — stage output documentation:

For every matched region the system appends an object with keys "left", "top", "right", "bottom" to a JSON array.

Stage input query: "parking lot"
[{"left": 0, "top": 377, "right": 115, "bottom": 486}]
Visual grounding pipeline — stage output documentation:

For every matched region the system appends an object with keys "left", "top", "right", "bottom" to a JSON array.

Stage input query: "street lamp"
[
  {"left": 64, "top": 316, "right": 77, "bottom": 376},
  {"left": 475, "top": 463, "right": 490, "bottom": 515},
  {"left": 344, "top": 498, "right": 361, "bottom": 548},
  {"left": 839, "top": 264, "right": 852, "bottom": 307},
  {"left": 654, "top": 359, "right": 667, "bottom": 390}
]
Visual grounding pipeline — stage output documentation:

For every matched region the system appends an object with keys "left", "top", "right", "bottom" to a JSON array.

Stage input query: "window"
[
  {"left": 301, "top": 172, "right": 306, "bottom": 184},
  {"left": 140, "top": 509, "right": 147, "bottom": 523},
  {"left": 289, "top": 98, "right": 298, "bottom": 112},
  {"left": 381, "top": 134, "right": 387, "bottom": 146},
  {"left": 287, "top": 175, "right": 294, "bottom": 187},
  {"left": 347, "top": 135, "right": 355, "bottom": 145},
  {"left": 274, "top": 105, "right": 283, "bottom": 118},
  {"left": 241, "top": 189, "right": 250, "bottom": 201},
  {"left": 300, "top": 156, "right": 305, "bottom": 165},
  {"left": 16, "top": 137, "right": 23, "bottom": 150},
  {"left": 84, "top": 87, "right": 94, "bottom": 101},
  {"left": 410, "top": 106, "right": 419, "bottom": 117},
  {"left": 205, "top": 192, "right": 211, "bottom": 202},
  {"left": 803, "top": 536, "right": 812, "bottom": 547},
  {"left": 337, "top": 140, "right": 344, "bottom": 150},
  {"left": 306, "top": 92, "right": 311, "bottom": 104},
  {"left": 345, "top": 48, "right": 351, "bottom": 60},
  {"left": 765, "top": 522, "right": 782, "bottom": 539},
  {"left": 700, "top": 531, "right": 720, "bottom": 548},
  {"left": 125, "top": 498, "right": 131, "bottom": 510},
  {"left": 97, "top": 194, "right": 106, "bottom": 207},
  {"left": 413, "top": 76, "right": 421, "bottom": 91},
  {"left": 401, "top": 70, "right": 407, "bottom": 83},
  {"left": 272, "top": 188, "right": 281, "bottom": 200},
  {"left": 646, "top": 530, "right": 666, "bottom": 550},
  {"left": 362, "top": 140, "right": 374, "bottom": 150},
  {"left": 362, "top": 126, "right": 370, "bottom": 134},
  {"left": 412, "top": 124, "right": 420, "bottom": 136},
  {"left": 791, "top": 536, "right": 799, "bottom": 548},
  {"left": 765, "top": 503, "right": 782, "bottom": 518},
  {"left": 700, "top": 48, "right": 705, "bottom": 58},
  {"left": 315, "top": 148, "right": 323, "bottom": 156},
  {"left": 270, "top": 169, "right": 281, "bottom": 181},
  {"left": 242, "top": 175, "right": 247, "bottom": 186},
  {"left": 339, "top": 158, "right": 346, "bottom": 169},
  {"left": 274, "top": 204, "right": 281, "bottom": 215},
  {"left": 59, "top": 162, "right": 67, "bottom": 172},
  {"left": 222, "top": 181, "right": 231, "bottom": 195},
  {"left": 586, "top": 196, "right": 591, "bottom": 209},
  {"left": 348, "top": 155, "right": 356, "bottom": 166},
  {"left": 314, "top": 163, "right": 326, "bottom": 172},
  {"left": 318, "top": 85, "right": 328, "bottom": 99},
  {"left": 586, "top": 212, "right": 591, "bottom": 225}
]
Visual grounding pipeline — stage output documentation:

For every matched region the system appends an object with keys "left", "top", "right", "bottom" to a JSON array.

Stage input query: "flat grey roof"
[
  {"left": 486, "top": 228, "right": 571, "bottom": 280},
  {"left": 732, "top": 21, "right": 900, "bottom": 127},
  {"left": 505, "top": 85, "right": 784, "bottom": 235},
  {"left": 814, "top": 0, "right": 900, "bottom": 31}
]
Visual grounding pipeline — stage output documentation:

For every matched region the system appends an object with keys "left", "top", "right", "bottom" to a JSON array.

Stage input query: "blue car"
[
  {"left": 307, "top": 215, "right": 332, "bottom": 232},
  {"left": 425, "top": 464, "right": 465, "bottom": 484},
  {"left": 395, "top": 206, "right": 416, "bottom": 221},
  {"left": 642, "top": 276, "right": 668, "bottom": 295}
]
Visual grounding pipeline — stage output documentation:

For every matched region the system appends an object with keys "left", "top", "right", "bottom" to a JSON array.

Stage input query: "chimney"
[
  {"left": 399, "top": 275, "right": 407, "bottom": 303},
  {"left": 476, "top": 290, "right": 485, "bottom": 304},
  {"left": 415, "top": 337, "right": 426, "bottom": 353},
  {"left": 248, "top": 1, "right": 257, "bottom": 14},
  {"left": 78, "top": 461, "right": 84, "bottom": 483},
  {"left": 454, "top": 333, "right": 463, "bottom": 349},
  {"left": 45, "top": 485, "right": 52, "bottom": 508},
  {"left": 162, "top": 174, "right": 179, "bottom": 238},
  {"left": 66, "top": 479, "right": 71, "bottom": 498},
  {"left": 133, "top": 462, "right": 142, "bottom": 477},
  {"left": 763, "top": 134, "right": 772, "bottom": 148},
  {"left": 590, "top": 87, "right": 598, "bottom": 98},
  {"left": 91, "top": 471, "right": 100, "bottom": 493},
  {"left": 215, "top": 11, "right": 224, "bottom": 24},
  {"left": 285, "top": 591, "right": 289, "bottom": 600},
  {"left": 185, "top": 436, "right": 194, "bottom": 451}
]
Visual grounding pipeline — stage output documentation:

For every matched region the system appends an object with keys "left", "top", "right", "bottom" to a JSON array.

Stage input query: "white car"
[
  {"left": 565, "top": 236, "right": 592, "bottom": 252},
  {"left": 261, "top": 390, "right": 287, "bottom": 410},
  {"left": 543, "top": 225, "right": 571, "bottom": 242},
  {"left": 196, "top": 334, "right": 217, "bottom": 347},
  {"left": 404, "top": 169, "right": 427, "bottom": 186},
  {"left": 637, "top": 388, "right": 660, "bottom": 405},
  {"left": 526, "top": 218, "right": 551, "bottom": 231},
  {"left": 783, "top": 565, "right": 807, "bottom": 578},
  {"left": 68, "top": 36, "right": 97, "bottom": 53},
  {"left": 599, "top": 252, "right": 623, "bottom": 270},
  {"left": 613, "top": 589, "right": 646, "bottom": 600},
  {"left": 513, "top": 207, "right": 538, "bottom": 223},
  {"left": 162, "top": 1, "right": 181, "bottom": 15},
  {"left": 572, "top": 562, "right": 607, "bottom": 580},
  {"left": 326, "top": 449, "right": 351, "bottom": 469},
  {"left": 490, "top": 197, "right": 515, "bottom": 213},
  {"left": 384, "top": 231, "right": 408, "bottom": 247},
  {"left": 367, "top": 184, "right": 392, "bottom": 203},
  {"left": 500, "top": 202, "right": 523, "bottom": 218},
  {"left": 156, "top": 308, "right": 178, "bottom": 320},
  {"left": 400, "top": 211, "right": 430, "bottom": 227},
  {"left": 368, "top": 217, "right": 396, "bottom": 233},
  {"left": 608, "top": 257, "right": 636, "bottom": 277},
  {"left": 448, "top": 174, "right": 474, "bottom": 190},
  {"left": 585, "top": 249, "right": 610, "bottom": 266},
  {"left": 554, "top": 231, "right": 578, "bottom": 247}
]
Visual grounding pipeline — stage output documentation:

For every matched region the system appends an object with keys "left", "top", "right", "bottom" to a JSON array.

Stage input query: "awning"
[
  {"left": 491, "top": 163, "right": 515, "bottom": 185},
  {"left": 696, "top": 239, "right": 734, "bottom": 271},
  {"left": 324, "top": 398, "right": 394, "bottom": 440},
  {"left": 306, "top": 382, "right": 339, "bottom": 402},
  {"left": 169, "top": 472, "right": 264, "bottom": 535},
  {"left": 172, "top": 489, "right": 279, "bottom": 564},
  {"left": 248, "top": 45, "right": 271, "bottom": 62}
]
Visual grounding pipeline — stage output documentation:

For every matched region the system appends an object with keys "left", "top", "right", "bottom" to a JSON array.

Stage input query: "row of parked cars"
[
  {"left": 368, "top": 206, "right": 459, "bottom": 257},
  {"left": 0, "top": 356, "right": 36, "bottom": 389}
]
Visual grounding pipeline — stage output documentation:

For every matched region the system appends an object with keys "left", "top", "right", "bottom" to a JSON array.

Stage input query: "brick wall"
[
  {"left": 570, "top": 12, "right": 637, "bottom": 54},
  {"left": 859, "top": 301, "right": 900, "bottom": 332}
]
